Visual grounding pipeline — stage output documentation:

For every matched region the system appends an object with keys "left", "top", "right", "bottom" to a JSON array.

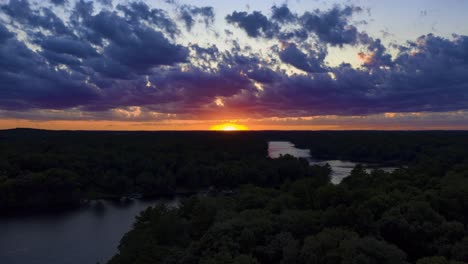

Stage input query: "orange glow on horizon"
[
  {"left": 210, "top": 123, "right": 249, "bottom": 131},
  {"left": 1, "top": 116, "right": 468, "bottom": 131}
]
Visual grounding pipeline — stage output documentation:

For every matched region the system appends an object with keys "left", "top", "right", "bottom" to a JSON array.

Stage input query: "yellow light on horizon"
[{"left": 210, "top": 123, "right": 249, "bottom": 131}]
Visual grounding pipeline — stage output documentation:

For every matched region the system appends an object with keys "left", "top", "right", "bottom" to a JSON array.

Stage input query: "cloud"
[
  {"left": 226, "top": 5, "right": 363, "bottom": 45},
  {"left": 116, "top": 1, "right": 179, "bottom": 38},
  {"left": 0, "top": 0, "right": 467, "bottom": 124},
  {"left": 97, "top": 0, "right": 112, "bottom": 6},
  {"left": 0, "top": 0, "right": 188, "bottom": 111},
  {"left": 226, "top": 11, "right": 279, "bottom": 38},
  {"left": 50, "top": 0, "right": 67, "bottom": 6},
  {"left": 71, "top": 3, "right": 189, "bottom": 75},
  {"left": 0, "top": 24, "right": 13, "bottom": 43},
  {"left": 0, "top": 34, "right": 98, "bottom": 110},
  {"left": 40, "top": 36, "right": 98, "bottom": 58},
  {"left": 358, "top": 37, "right": 393, "bottom": 68},
  {"left": 299, "top": 6, "right": 363, "bottom": 46},
  {"left": 2, "top": 0, "right": 72, "bottom": 35},
  {"left": 277, "top": 43, "right": 327, "bottom": 73},
  {"left": 271, "top": 5, "right": 296, "bottom": 24},
  {"left": 102, "top": 26, "right": 189, "bottom": 72},
  {"left": 179, "top": 5, "right": 215, "bottom": 31}
]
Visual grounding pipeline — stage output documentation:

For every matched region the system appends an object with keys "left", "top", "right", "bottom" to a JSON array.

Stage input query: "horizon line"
[{"left": 2, "top": 127, "right": 468, "bottom": 133}]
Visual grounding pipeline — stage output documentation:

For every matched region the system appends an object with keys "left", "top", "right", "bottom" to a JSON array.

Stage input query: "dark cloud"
[
  {"left": 50, "top": 0, "right": 67, "bottom": 6},
  {"left": 72, "top": 0, "right": 94, "bottom": 20},
  {"left": 72, "top": 6, "right": 189, "bottom": 74},
  {"left": 246, "top": 67, "right": 278, "bottom": 84},
  {"left": 103, "top": 26, "right": 189, "bottom": 72},
  {"left": 153, "top": 66, "right": 253, "bottom": 101},
  {"left": 0, "top": 24, "right": 13, "bottom": 43},
  {"left": 85, "top": 57, "right": 133, "bottom": 80},
  {"left": 116, "top": 2, "right": 179, "bottom": 38},
  {"left": 40, "top": 36, "right": 98, "bottom": 58},
  {"left": 162, "top": 0, "right": 214, "bottom": 31},
  {"left": 179, "top": 5, "right": 215, "bottom": 31},
  {"left": 359, "top": 38, "right": 393, "bottom": 68},
  {"left": 41, "top": 50, "right": 83, "bottom": 67},
  {"left": 277, "top": 43, "right": 327, "bottom": 73},
  {"left": 226, "top": 5, "right": 362, "bottom": 45},
  {"left": 226, "top": 11, "right": 279, "bottom": 38},
  {"left": 97, "top": 0, "right": 112, "bottom": 6},
  {"left": 253, "top": 33, "right": 468, "bottom": 116},
  {"left": 271, "top": 5, "right": 295, "bottom": 24},
  {"left": 0, "top": 0, "right": 467, "bottom": 121},
  {"left": 0, "top": 33, "right": 98, "bottom": 110},
  {"left": 300, "top": 6, "right": 363, "bottom": 46},
  {"left": 0, "top": 0, "right": 188, "bottom": 111},
  {"left": 2, "top": 0, "right": 71, "bottom": 35},
  {"left": 82, "top": 11, "right": 136, "bottom": 45},
  {"left": 1, "top": 0, "right": 33, "bottom": 23}
]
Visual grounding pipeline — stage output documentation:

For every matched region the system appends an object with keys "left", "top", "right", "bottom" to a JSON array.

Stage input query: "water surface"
[
  {"left": 0, "top": 198, "right": 180, "bottom": 264},
  {"left": 268, "top": 141, "right": 397, "bottom": 184},
  {"left": 268, "top": 141, "right": 311, "bottom": 159}
]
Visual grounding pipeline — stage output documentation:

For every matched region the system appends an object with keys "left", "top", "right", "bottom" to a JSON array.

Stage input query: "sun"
[{"left": 210, "top": 123, "right": 249, "bottom": 131}]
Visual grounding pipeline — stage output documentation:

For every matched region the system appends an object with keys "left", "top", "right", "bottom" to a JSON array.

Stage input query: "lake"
[
  {"left": 0, "top": 198, "right": 180, "bottom": 264},
  {"left": 268, "top": 141, "right": 397, "bottom": 184}
]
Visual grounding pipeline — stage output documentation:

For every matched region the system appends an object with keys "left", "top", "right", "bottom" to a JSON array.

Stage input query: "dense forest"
[
  {"left": 1, "top": 129, "right": 468, "bottom": 210},
  {"left": 0, "top": 129, "right": 313, "bottom": 210},
  {"left": 108, "top": 164, "right": 468, "bottom": 264},
  {"left": 107, "top": 134, "right": 468, "bottom": 264},
  {"left": 1, "top": 129, "right": 468, "bottom": 263}
]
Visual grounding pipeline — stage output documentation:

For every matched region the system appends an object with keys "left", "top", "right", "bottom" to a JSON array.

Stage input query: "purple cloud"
[{"left": 0, "top": 0, "right": 467, "bottom": 123}]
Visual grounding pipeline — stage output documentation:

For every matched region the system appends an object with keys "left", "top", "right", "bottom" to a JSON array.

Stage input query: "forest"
[
  {"left": 1, "top": 129, "right": 468, "bottom": 263},
  {"left": 0, "top": 129, "right": 315, "bottom": 209}
]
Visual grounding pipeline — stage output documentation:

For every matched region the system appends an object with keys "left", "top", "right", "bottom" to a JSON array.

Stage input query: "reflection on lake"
[
  {"left": 268, "top": 141, "right": 311, "bottom": 159},
  {"left": 0, "top": 198, "right": 180, "bottom": 264},
  {"left": 268, "top": 141, "right": 397, "bottom": 184}
]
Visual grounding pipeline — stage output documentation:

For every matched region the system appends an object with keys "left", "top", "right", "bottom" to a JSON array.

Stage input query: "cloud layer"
[{"left": 0, "top": 0, "right": 467, "bottom": 125}]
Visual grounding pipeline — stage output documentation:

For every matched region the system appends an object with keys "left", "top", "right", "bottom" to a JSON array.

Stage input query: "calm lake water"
[
  {"left": 0, "top": 198, "right": 180, "bottom": 264},
  {"left": 268, "top": 141, "right": 397, "bottom": 184}
]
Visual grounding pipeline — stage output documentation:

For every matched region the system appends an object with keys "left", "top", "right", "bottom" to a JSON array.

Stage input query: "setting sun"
[{"left": 210, "top": 123, "right": 249, "bottom": 131}]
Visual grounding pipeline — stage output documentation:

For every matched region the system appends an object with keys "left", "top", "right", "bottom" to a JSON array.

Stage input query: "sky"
[{"left": 0, "top": 0, "right": 468, "bottom": 130}]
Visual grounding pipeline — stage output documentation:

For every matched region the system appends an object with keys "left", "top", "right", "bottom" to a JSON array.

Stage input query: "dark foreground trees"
[{"left": 108, "top": 154, "right": 468, "bottom": 264}]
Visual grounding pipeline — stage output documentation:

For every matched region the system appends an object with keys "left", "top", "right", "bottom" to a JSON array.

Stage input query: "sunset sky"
[{"left": 0, "top": 0, "right": 468, "bottom": 130}]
